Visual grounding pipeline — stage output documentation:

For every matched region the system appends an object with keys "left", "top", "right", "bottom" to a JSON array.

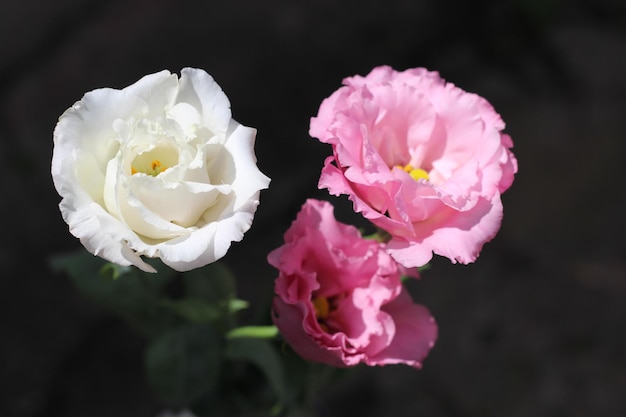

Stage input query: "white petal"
[
  {"left": 121, "top": 185, "right": 189, "bottom": 240},
  {"left": 167, "top": 102, "right": 202, "bottom": 140},
  {"left": 223, "top": 121, "right": 271, "bottom": 210},
  {"left": 177, "top": 68, "right": 231, "bottom": 135},
  {"left": 60, "top": 197, "right": 156, "bottom": 273},
  {"left": 129, "top": 173, "right": 231, "bottom": 228},
  {"left": 155, "top": 195, "right": 259, "bottom": 272},
  {"left": 53, "top": 89, "right": 144, "bottom": 177},
  {"left": 121, "top": 70, "right": 178, "bottom": 118}
]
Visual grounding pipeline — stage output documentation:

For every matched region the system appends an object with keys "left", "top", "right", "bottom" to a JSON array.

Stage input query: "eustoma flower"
[
  {"left": 310, "top": 66, "right": 518, "bottom": 267},
  {"left": 268, "top": 199, "right": 437, "bottom": 368},
  {"left": 52, "top": 68, "right": 270, "bottom": 272}
]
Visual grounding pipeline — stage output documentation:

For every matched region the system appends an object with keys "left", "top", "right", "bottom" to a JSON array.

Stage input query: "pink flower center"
[
  {"left": 312, "top": 295, "right": 340, "bottom": 333},
  {"left": 312, "top": 296, "right": 330, "bottom": 319}
]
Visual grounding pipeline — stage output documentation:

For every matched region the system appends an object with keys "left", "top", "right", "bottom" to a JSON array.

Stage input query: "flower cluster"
[
  {"left": 269, "top": 66, "right": 517, "bottom": 368},
  {"left": 52, "top": 66, "right": 517, "bottom": 382}
]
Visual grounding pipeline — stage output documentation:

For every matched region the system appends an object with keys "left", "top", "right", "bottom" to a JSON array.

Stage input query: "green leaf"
[
  {"left": 161, "top": 298, "right": 222, "bottom": 323},
  {"left": 226, "top": 325, "right": 279, "bottom": 340},
  {"left": 145, "top": 323, "right": 222, "bottom": 407},
  {"left": 50, "top": 249, "right": 109, "bottom": 280},
  {"left": 182, "top": 262, "right": 237, "bottom": 304},
  {"left": 50, "top": 249, "right": 177, "bottom": 336},
  {"left": 225, "top": 338, "right": 289, "bottom": 406},
  {"left": 180, "top": 262, "right": 242, "bottom": 331}
]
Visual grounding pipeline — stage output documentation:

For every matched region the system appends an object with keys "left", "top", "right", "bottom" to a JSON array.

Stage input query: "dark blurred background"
[{"left": 1, "top": 0, "right": 625, "bottom": 416}]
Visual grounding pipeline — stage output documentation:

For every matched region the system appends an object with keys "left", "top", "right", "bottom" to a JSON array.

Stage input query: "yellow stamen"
[
  {"left": 131, "top": 159, "right": 169, "bottom": 176},
  {"left": 312, "top": 296, "right": 330, "bottom": 320},
  {"left": 396, "top": 164, "right": 429, "bottom": 181}
]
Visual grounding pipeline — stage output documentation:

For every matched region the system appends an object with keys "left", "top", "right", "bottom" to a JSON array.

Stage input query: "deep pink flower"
[
  {"left": 310, "top": 66, "right": 518, "bottom": 267},
  {"left": 268, "top": 199, "right": 437, "bottom": 368}
]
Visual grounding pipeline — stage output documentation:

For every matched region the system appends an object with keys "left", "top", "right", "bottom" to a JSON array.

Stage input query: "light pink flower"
[
  {"left": 310, "top": 66, "right": 518, "bottom": 267},
  {"left": 268, "top": 199, "right": 437, "bottom": 368}
]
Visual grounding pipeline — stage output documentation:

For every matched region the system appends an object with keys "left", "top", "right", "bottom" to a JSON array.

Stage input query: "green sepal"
[
  {"left": 99, "top": 262, "right": 133, "bottom": 280},
  {"left": 228, "top": 299, "right": 250, "bottom": 314},
  {"left": 418, "top": 263, "right": 430, "bottom": 273},
  {"left": 361, "top": 228, "right": 391, "bottom": 242}
]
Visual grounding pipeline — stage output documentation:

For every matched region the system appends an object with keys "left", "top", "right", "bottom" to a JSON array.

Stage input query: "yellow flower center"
[
  {"left": 131, "top": 146, "right": 178, "bottom": 176},
  {"left": 312, "top": 296, "right": 330, "bottom": 319},
  {"left": 132, "top": 159, "right": 168, "bottom": 176},
  {"left": 397, "top": 164, "right": 429, "bottom": 181}
]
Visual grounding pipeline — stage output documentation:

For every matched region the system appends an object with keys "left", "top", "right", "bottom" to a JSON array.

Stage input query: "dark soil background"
[{"left": 1, "top": 1, "right": 625, "bottom": 416}]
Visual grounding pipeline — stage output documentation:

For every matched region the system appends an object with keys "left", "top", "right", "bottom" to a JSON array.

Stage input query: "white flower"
[{"left": 52, "top": 68, "right": 270, "bottom": 272}]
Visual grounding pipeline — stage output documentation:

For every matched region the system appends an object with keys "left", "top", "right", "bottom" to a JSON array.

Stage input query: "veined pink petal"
[
  {"left": 386, "top": 194, "right": 503, "bottom": 266},
  {"left": 367, "top": 289, "right": 437, "bottom": 368}
]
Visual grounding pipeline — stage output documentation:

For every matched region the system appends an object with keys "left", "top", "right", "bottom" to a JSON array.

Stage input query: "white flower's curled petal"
[
  {"left": 121, "top": 70, "right": 179, "bottom": 118},
  {"left": 223, "top": 122, "right": 271, "bottom": 209},
  {"left": 167, "top": 102, "right": 202, "bottom": 140},
  {"left": 60, "top": 198, "right": 156, "bottom": 273},
  {"left": 177, "top": 68, "right": 232, "bottom": 136},
  {"left": 52, "top": 68, "right": 270, "bottom": 272}
]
